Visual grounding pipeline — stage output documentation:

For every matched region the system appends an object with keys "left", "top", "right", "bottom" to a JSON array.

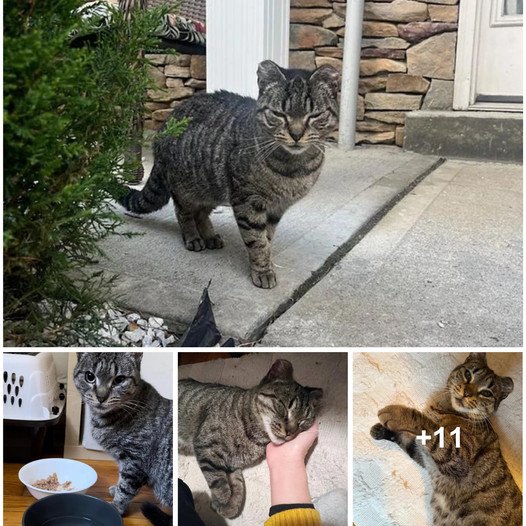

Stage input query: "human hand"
[{"left": 266, "top": 421, "right": 319, "bottom": 469}]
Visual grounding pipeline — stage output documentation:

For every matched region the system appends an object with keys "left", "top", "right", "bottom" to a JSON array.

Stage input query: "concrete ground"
[
  {"left": 98, "top": 146, "right": 440, "bottom": 341},
  {"left": 262, "top": 159, "right": 522, "bottom": 346},
  {"left": 98, "top": 147, "right": 522, "bottom": 346}
]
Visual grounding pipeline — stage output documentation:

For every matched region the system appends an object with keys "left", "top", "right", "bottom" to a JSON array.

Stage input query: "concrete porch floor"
[
  {"left": 98, "top": 146, "right": 522, "bottom": 346},
  {"left": 262, "top": 159, "right": 522, "bottom": 346}
]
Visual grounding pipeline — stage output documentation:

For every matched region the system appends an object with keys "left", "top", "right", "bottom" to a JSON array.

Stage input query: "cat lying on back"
[
  {"left": 370, "top": 352, "right": 522, "bottom": 526},
  {"left": 120, "top": 60, "right": 339, "bottom": 289},
  {"left": 74, "top": 352, "right": 173, "bottom": 526},
  {"left": 178, "top": 359, "right": 323, "bottom": 518}
]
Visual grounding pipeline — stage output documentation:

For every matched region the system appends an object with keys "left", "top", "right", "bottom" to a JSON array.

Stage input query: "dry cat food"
[{"left": 32, "top": 472, "right": 73, "bottom": 491}]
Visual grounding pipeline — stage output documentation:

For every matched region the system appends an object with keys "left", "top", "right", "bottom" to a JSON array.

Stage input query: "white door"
[{"left": 454, "top": 0, "right": 523, "bottom": 111}]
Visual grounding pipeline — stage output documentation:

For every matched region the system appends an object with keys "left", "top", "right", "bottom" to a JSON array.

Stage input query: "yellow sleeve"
[{"left": 264, "top": 508, "right": 322, "bottom": 526}]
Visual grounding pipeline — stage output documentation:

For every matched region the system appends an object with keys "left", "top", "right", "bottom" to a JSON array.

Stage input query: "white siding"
[{"left": 207, "top": 0, "right": 290, "bottom": 98}]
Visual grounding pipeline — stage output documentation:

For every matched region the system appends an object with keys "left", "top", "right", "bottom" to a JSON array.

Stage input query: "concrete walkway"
[
  {"left": 98, "top": 146, "right": 441, "bottom": 341},
  {"left": 262, "top": 160, "right": 522, "bottom": 346}
]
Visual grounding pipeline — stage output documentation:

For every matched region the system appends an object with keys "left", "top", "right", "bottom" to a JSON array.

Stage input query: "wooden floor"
[{"left": 4, "top": 460, "right": 159, "bottom": 526}]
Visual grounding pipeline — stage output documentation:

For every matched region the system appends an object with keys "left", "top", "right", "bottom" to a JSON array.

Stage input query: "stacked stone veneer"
[
  {"left": 144, "top": 53, "right": 206, "bottom": 132},
  {"left": 290, "top": 0, "right": 459, "bottom": 146}
]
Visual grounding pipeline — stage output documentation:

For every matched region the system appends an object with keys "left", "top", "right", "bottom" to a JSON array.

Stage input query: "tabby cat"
[
  {"left": 178, "top": 359, "right": 323, "bottom": 518},
  {"left": 370, "top": 352, "right": 522, "bottom": 526},
  {"left": 74, "top": 352, "right": 173, "bottom": 526},
  {"left": 120, "top": 60, "right": 339, "bottom": 289}
]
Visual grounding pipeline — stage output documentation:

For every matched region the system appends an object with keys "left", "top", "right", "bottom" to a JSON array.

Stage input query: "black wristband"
[{"left": 269, "top": 503, "right": 315, "bottom": 517}]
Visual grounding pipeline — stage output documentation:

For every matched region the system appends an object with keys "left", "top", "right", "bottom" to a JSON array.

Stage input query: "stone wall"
[
  {"left": 289, "top": 0, "right": 459, "bottom": 146},
  {"left": 144, "top": 53, "right": 206, "bottom": 132}
]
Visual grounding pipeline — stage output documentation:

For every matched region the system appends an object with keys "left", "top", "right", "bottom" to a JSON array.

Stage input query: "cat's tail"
[
  {"left": 119, "top": 163, "right": 170, "bottom": 214},
  {"left": 141, "top": 502, "right": 172, "bottom": 526}
]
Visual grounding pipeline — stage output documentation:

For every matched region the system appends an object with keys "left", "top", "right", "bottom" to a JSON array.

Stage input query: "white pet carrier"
[{"left": 3, "top": 353, "right": 66, "bottom": 422}]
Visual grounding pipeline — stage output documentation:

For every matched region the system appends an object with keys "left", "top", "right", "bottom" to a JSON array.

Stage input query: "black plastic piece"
[{"left": 180, "top": 283, "right": 221, "bottom": 347}]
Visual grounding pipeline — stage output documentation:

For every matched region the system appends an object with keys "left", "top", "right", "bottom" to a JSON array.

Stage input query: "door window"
[{"left": 504, "top": 0, "right": 523, "bottom": 15}]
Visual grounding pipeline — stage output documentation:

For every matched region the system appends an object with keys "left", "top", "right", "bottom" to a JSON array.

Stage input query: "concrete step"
[{"left": 404, "top": 110, "right": 523, "bottom": 163}]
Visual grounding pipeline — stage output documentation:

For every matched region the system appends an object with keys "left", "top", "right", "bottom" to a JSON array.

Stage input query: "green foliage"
[
  {"left": 156, "top": 116, "right": 191, "bottom": 139},
  {"left": 4, "top": 0, "right": 169, "bottom": 345}
]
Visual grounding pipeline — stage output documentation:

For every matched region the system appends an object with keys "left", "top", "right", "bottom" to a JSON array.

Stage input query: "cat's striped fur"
[
  {"left": 120, "top": 60, "right": 339, "bottom": 288},
  {"left": 74, "top": 352, "right": 172, "bottom": 526},
  {"left": 178, "top": 359, "right": 323, "bottom": 518},
  {"left": 371, "top": 352, "right": 522, "bottom": 526}
]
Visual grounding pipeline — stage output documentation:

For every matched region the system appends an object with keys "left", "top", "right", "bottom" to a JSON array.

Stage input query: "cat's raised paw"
[
  {"left": 251, "top": 269, "right": 277, "bottom": 289},
  {"left": 185, "top": 237, "right": 206, "bottom": 251},
  {"left": 378, "top": 404, "right": 406, "bottom": 432},
  {"left": 370, "top": 422, "right": 396, "bottom": 441},
  {"left": 205, "top": 234, "right": 224, "bottom": 249}
]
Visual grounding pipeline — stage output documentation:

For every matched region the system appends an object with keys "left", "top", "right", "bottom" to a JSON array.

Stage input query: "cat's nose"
[
  {"left": 463, "top": 384, "right": 476, "bottom": 398},
  {"left": 290, "top": 130, "right": 303, "bottom": 142},
  {"left": 96, "top": 389, "right": 109, "bottom": 403},
  {"left": 288, "top": 122, "right": 305, "bottom": 143}
]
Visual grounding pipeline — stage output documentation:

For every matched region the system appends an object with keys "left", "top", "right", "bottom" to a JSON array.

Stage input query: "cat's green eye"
[
  {"left": 479, "top": 390, "right": 493, "bottom": 397},
  {"left": 113, "top": 375, "right": 126, "bottom": 385},
  {"left": 464, "top": 370, "right": 472, "bottom": 382},
  {"left": 85, "top": 371, "right": 95, "bottom": 383}
]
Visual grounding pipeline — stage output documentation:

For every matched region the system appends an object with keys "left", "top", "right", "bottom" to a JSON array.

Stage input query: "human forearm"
[{"left": 268, "top": 459, "right": 312, "bottom": 506}]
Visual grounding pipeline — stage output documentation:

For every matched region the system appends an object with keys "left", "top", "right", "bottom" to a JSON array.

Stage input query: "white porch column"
[
  {"left": 206, "top": 0, "right": 290, "bottom": 98},
  {"left": 339, "top": 0, "right": 365, "bottom": 150}
]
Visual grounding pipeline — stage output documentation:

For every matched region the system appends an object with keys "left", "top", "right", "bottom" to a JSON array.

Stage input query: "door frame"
[{"left": 453, "top": 0, "right": 523, "bottom": 112}]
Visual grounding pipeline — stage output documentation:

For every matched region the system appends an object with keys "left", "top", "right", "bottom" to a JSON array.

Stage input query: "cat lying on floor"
[{"left": 178, "top": 359, "right": 323, "bottom": 518}]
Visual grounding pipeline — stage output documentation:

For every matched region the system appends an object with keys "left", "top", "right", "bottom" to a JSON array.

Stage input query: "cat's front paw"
[
  {"left": 378, "top": 405, "right": 407, "bottom": 432},
  {"left": 205, "top": 234, "right": 224, "bottom": 249},
  {"left": 185, "top": 236, "right": 206, "bottom": 251},
  {"left": 211, "top": 498, "right": 242, "bottom": 519},
  {"left": 370, "top": 422, "right": 396, "bottom": 441},
  {"left": 251, "top": 269, "right": 277, "bottom": 289}
]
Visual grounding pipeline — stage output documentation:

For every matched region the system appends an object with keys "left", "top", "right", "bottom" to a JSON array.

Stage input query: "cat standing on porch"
[{"left": 120, "top": 60, "right": 339, "bottom": 289}]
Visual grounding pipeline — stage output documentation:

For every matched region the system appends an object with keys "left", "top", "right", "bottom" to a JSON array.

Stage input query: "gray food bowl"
[{"left": 22, "top": 493, "right": 123, "bottom": 526}]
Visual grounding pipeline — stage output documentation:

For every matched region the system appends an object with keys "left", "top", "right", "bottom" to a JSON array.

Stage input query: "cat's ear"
[
  {"left": 261, "top": 359, "right": 293, "bottom": 383},
  {"left": 307, "top": 387, "right": 323, "bottom": 406},
  {"left": 257, "top": 60, "right": 286, "bottom": 93},
  {"left": 499, "top": 376, "right": 514, "bottom": 399},
  {"left": 309, "top": 65, "right": 340, "bottom": 98},
  {"left": 466, "top": 352, "right": 487, "bottom": 365},
  {"left": 495, "top": 376, "right": 514, "bottom": 410},
  {"left": 129, "top": 352, "right": 143, "bottom": 365}
]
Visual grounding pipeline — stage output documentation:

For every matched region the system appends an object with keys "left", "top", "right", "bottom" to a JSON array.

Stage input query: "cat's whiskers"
[
  {"left": 237, "top": 139, "right": 276, "bottom": 154},
  {"left": 254, "top": 141, "right": 280, "bottom": 163}
]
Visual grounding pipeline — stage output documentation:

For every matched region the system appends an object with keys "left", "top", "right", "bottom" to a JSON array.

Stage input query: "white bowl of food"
[{"left": 19, "top": 458, "right": 98, "bottom": 500}]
